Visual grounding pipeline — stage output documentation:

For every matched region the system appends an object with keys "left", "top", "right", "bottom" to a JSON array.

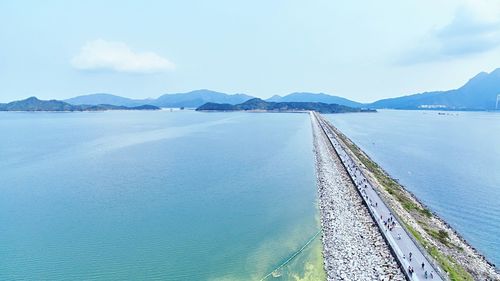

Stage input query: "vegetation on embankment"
[{"left": 327, "top": 120, "right": 498, "bottom": 280}]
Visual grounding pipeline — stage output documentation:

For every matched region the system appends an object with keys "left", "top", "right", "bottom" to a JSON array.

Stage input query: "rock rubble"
[{"left": 312, "top": 114, "right": 404, "bottom": 281}]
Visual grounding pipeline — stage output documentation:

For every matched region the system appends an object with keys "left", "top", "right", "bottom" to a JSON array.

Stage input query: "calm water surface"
[
  {"left": 0, "top": 111, "right": 324, "bottom": 280},
  {"left": 326, "top": 110, "right": 500, "bottom": 266}
]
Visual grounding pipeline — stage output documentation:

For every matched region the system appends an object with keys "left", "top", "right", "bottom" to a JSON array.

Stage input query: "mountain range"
[
  {"left": 64, "top": 89, "right": 362, "bottom": 108},
  {"left": 5, "top": 69, "right": 500, "bottom": 111},
  {"left": 370, "top": 68, "right": 500, "bottom": 110},
  {"left": 267, "top": 92, "right": 364, "bottom": 108},
  {"left": 196, "top": 98, "right": 374, "bottom": 113},
  {"left": 64, "top": 90, "right": 254, "bottom": 108},
  {"left": 0, "top": 97, "right": 160, "bottom": 111}
]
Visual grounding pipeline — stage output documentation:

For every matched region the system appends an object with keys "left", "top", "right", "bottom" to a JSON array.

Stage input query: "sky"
[{"left": 1, "top": 0, "right": 500, "bottom": 102}]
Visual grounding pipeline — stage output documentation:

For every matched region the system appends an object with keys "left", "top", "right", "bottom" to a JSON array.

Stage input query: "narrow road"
[{"left": 312, "top": 112, "right": 444, "bottom": 281}]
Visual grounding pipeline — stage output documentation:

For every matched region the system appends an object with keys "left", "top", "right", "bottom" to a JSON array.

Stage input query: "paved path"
[{"left": 313, "top": 112, "right": 444, "bottom": 281}]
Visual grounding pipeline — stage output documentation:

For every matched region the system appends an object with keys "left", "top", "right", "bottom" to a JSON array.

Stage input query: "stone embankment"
[
  {"left": 311, "top": 112, "right": 404, "bottom": 281},
  {"left": 314, "top": 111, "right": 500, "bottom": 281}
]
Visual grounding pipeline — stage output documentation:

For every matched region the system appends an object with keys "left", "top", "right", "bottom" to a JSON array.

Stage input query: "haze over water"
[
  {"left": 0, "top": 111, "right": 323, "bottom": 280},
  {"left": 326, "top": 110, "right": 500, "bottom": 266}
]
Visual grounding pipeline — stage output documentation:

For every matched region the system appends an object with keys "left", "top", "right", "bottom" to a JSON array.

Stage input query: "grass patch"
[
  {"left": 403, "top": 221, "right": 424, "bottom": 244},
  {"left": 419, "top": 208, "right": 433, "bottom": 218},
  {"left": 341, "top": 135, "right": 432, "bottom": 217},
  {"left": 404, "top": 223, "right": 473, "bottom": 280},
  {"left": 424, "top": 227, "right": 450, "bottom": 247},
  {"left": 427, "top": 246, "right": 474, "bottom": 281}
]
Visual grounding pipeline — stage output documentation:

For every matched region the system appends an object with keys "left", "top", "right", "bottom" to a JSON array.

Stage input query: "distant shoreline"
[
  {"left": 196, "top": 98, "right": 376, "bottom": 114},
  {"left": 0, "top": 97, "right": 160, "bottom": 112}
]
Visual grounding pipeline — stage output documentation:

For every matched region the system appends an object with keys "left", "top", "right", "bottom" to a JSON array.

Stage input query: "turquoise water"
[
  {"left": 0, "top": 111, "right": 324, "bottom": 280},
  {"left": 326, "top": 110, "right": 500, "bottom": 266}
]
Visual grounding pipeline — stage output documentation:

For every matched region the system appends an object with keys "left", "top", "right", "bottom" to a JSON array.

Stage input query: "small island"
[
  {"left": 196, "top": 98, "right": 376, "bottom": 114},
  {"left": 0, "top": 97, "right": 161, "bottom": 111}
]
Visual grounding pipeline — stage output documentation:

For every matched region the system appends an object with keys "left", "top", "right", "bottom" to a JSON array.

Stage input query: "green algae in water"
[
  {"left": 255, "top": 214, "right": 325, "bottom": 281},
  {"left": 273, "top": 235, "right": 326, "bottom": 281}
]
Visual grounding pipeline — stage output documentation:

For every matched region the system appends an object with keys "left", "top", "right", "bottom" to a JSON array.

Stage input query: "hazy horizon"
[{"left": 1, "top": 1, "right": 500, "bottom": 103}]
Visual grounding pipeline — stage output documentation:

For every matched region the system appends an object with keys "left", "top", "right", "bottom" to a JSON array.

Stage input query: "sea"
[
  {"left": 326, "top": 110, "right": 500, "bottom": 267},
  {"left": 0, "top": 110, "right": 324, "bottom": 281}
]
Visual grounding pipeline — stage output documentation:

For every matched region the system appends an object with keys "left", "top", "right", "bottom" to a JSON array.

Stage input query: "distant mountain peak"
[
  {"left": 72, "top": 93, "right": 124, "bottom": 98},
  {"left": 370, "top": 68, "right": 500, "bottom": 110},
  {"left": 242, "top": 97, "right": 266, "bottom": 103},
  {"left": 65, "top": 93, "right": 143, "bottom": 107},
  {"left": 266, "top": 95, "right": 282, "bottom": 102},
  {"left": 290, "top": 92, "right": 324, "bottom": 95},
  {"left": 490, "top": 67, "right": 500, "bottom": 75},
  {"left": 267, "top": 92, "right": 363, "bottom": 108},
  {"left": 467, "top": 68, "right": 500, "bottom": 83},
  {"left": 467, "top": 71, "right": 489, "bottom": 82},
  {"left": 186, "top": 89, "right": 219, "bottom": 94}
]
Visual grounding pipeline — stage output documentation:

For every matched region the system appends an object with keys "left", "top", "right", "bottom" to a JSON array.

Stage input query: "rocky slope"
[{"left": 311, "top": 113, "right": 404, "bottom": 281}]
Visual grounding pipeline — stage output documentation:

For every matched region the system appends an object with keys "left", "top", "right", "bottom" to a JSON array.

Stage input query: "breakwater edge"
[
  {"left": 312, "top": 111, "right": 499, "bottom": 280},
  {"left": 311, "top": 111, "right": 404, "bottom": 280}
]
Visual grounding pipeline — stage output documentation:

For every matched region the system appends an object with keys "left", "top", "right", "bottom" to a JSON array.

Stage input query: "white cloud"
[
  {"left": 400, "top": 0, "right": 500, "bottom": 64},
  {"left": 461, "top": 0, "right": 500, "bottom": 22},
  {"left": 71, "top": 39, "right": 175, "bottom": 73},
  {"left": 435, "top": 8, "right": 500, "bottom": 55}
]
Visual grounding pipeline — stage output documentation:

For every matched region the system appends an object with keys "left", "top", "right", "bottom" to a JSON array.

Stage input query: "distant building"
[{"left": 418, "top": 104, "right": 447, "bottom": 109}]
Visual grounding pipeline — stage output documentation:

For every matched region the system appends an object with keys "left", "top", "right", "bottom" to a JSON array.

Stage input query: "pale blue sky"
[{"left": 1, "top": 0, "right": 499, "bottom": 102}]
